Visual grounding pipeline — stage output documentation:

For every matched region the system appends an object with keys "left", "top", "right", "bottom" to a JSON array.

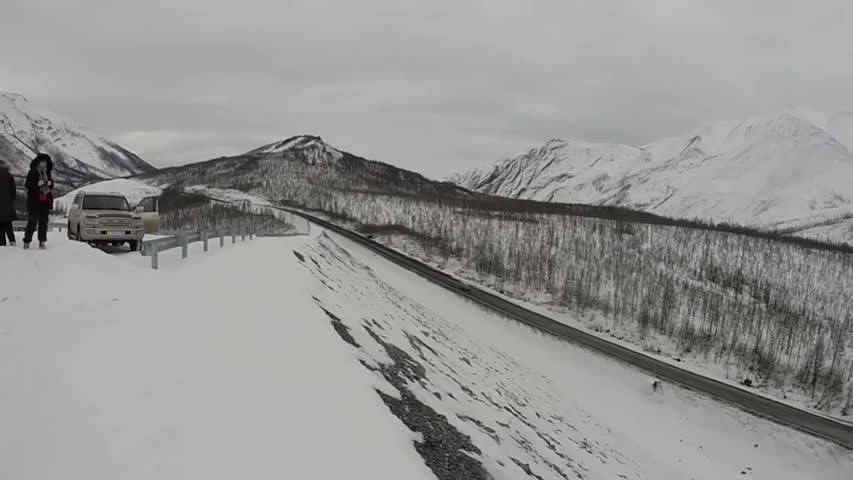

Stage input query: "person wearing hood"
[
  {"left": 0, "top": 159, "right": 17, "bottom": 246},
  {"left": 23, "top": 153, "right": 54, "bottom": 249}
]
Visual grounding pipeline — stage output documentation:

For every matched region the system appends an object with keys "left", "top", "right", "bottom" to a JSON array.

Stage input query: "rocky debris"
[
  {"left": 511, "top": 457, "right": 545, "bottom": 480},
  {"left": 317, "top": 305, "right": 360, "bottom": 349},
  {"left": 363, "top": 324, "right": 493, "bottom": 480}
]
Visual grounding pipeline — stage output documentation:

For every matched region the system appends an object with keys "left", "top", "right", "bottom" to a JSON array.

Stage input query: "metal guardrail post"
[
  {"left": 202, "top": 230, "right": 209, "bottom": 252},
  {"left": 151, "top": 243, "right": 159, "bottom": 270},
  {"left": 219, "top": 230, "right": 224, "bottom": 247},
  {"left": 181, "top": 234, "right": 188, "bottom": 259}
]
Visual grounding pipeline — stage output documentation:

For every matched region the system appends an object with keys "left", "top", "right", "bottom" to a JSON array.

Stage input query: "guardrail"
[
  {"left": 280, "top": 208, "right": 853, "bottom": 451},
  {"left": 140, "top": 228, "right": 257, "bottom": 270},
  {"left": 11, "top": 221, "right": 68, "bottom": 231}
]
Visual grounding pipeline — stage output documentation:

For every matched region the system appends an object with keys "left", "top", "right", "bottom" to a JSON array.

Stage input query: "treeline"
[
  {"left": 158, "top": 187, "right": 295, "bottom": 234},
  {"left": 143, "top": 149, "right": 853, "bottom": 254}
]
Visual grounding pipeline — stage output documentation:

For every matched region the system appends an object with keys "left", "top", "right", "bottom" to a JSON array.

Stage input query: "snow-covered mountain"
[
  {"left": 140, "top": 134, "right": 470, "bottom": 199},
  {"left": 451, "top": 109, "right": 853, "bottom": 243},
  {"left": 0, "top": 92, "right": 155, "bottom": 190}
]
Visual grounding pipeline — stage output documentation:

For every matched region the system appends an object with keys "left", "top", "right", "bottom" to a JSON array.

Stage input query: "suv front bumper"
[{"left": 81, "top": 227, "right": 145, "bottom": 242}]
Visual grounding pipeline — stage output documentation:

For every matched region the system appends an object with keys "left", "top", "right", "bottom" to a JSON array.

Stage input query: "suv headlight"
[
  {"left": 133, "top": 217, "right": 143, "bottom": 226},
  {"left": 84, "top": 217, "right": 99, "bottom": 225}
]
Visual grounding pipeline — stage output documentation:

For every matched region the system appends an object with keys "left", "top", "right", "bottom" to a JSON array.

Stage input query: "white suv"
[{"left": 67, "top": 192, "right": 153, "bottom": 251}]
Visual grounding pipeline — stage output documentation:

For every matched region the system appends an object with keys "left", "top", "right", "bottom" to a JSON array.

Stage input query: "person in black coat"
[
  {"left": 23, "top": 153, "right": 54, "bottom": 249},
  {"left": 0, "top": 159, "right": 17, "bottom": 246}
]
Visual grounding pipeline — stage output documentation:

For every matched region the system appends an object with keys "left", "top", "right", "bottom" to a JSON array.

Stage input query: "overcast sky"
[{"left": 2, "top": 1, "right": 852, "bottom": 177}]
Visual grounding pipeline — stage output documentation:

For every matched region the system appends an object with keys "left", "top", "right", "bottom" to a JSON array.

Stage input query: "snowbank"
[
  {"left": 2, "top": 232, "right": 851, "bottom": 480},
  {"left": 0, "top": 237, "right": 433, "bottom": 480},
  {"left": 56, "top": 178, "right": 163, "bottom": 209}
]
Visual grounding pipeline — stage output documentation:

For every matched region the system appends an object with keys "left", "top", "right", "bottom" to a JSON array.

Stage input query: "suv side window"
[{"left": 138, "top": 196, "right": 158, "bottom": 213}]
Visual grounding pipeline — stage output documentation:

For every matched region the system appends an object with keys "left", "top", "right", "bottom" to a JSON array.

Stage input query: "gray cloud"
[{"left": 2, "top": 0, "right": 852, "bottom": 177}]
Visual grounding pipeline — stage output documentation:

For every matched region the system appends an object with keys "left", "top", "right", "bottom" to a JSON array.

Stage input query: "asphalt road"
[{"left": 285, "top": 209, "right": 853, "bottom": 450}]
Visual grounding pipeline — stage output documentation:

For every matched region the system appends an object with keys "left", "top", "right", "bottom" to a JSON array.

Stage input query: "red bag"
[{"left": 39, "top": 192, "right": 49, "bottom": 202}]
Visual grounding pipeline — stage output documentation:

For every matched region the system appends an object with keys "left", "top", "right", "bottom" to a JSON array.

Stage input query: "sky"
[{"left": 1, "top": 1, "right": 852, "bottom": 178}]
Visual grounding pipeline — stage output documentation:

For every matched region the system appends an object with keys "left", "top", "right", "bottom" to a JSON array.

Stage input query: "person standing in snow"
[
  {"left": 0, "top": 159, "right": 17, "bottom": 246},
  {"left": 23, "top": 153, "right": 54, "bottom": 249}
]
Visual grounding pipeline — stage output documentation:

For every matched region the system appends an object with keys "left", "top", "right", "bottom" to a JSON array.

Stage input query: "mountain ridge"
[
  {"left": 451, "top": 109, "right": 853, "bottom": 243},
  {"left": 138, "top": 134, "right": 471, "bottom": 201},
  {"left": 0, "top": 91, "right": 156, "bottom": 190}
]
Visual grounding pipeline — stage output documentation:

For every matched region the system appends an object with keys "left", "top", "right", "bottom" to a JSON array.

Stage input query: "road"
[{"left": 283, "top": 209, "right": 853, "bottom": 451}]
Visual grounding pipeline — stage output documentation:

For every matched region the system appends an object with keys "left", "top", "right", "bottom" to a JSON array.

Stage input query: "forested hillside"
[{"left": 312, "top": 193, "right": 853, "bottom": 416}]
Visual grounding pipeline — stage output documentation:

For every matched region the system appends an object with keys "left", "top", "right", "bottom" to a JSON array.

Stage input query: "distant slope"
[
  {"left": 452, "top": 109, "right": 853, "bottom": 244},
  {"left": 0, "top": 92, "right": 156, "bottom": 191},
  {"left": 137, "top": 134, "right": 471, "bottom": 201}
]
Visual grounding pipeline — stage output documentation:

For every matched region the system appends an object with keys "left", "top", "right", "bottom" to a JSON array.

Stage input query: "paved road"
[{"left": 283, "top": 209, "right": 853, "bottom": 450}]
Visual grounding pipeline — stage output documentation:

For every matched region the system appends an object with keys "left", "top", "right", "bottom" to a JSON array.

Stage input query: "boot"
[
  {"left": 39, "top": 241, "right": 46, "bottom": 249},
  {"left": 23, "top": 242, "right": 30, "bottom": 249}
]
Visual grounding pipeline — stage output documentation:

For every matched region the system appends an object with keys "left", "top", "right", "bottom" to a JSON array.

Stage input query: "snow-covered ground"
[
  {"left": 0, "top": 234, "right": 434, "bottom": 480},
  {"left": 183, "top": 185, "right": 272, "bottom": 206},
  {"left": 1, "top": 232, "right": 851, "bottom": 479},
  {"left": 302, "top": 232, "right": 853, "bottom": 479},
  {"left": 55, "top": 178, "right": 164, "bottom": 209},
  {"left": 371, "top": 232, "right": 853, "bottom": 420},
  {"left": 56, "top": 180, "right": 275, "bottom": 212}
]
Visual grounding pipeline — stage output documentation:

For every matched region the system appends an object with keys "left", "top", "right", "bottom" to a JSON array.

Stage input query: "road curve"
[{"left": 284, "top": 209, "right": 853, "bottom": 450}]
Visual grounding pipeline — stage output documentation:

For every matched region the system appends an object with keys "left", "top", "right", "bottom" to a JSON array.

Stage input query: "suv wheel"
[{"left": 129, "top": 240, "right": 139, "bottom": 252}]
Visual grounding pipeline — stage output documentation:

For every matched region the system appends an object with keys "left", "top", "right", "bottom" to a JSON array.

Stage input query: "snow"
[
  {"left": 184, "top": 184, "right": 273, "bottom": 207},
  {"left": 250, "top": 135, "right": 344, "bottom": 162},
  {"left": 55, "top": 179, "right": 311, "bottom": 233},
  {"left": 0, "top": 235, "right": 434, "bottom": 480},
  {"left": 56, "top": 178, "right": 164, "bottom": 209},
  {"left": 369, "top": 230, "right": 853, "bottom": 420},
  {"left": 258, "top": 137, "right": 302, "bottom": 154},
  {"left": 300, "top": 231, "right": 853, "bottom": 479},
  {"left": 55, "top": 180, "right": 272, "bottom": 212},
  {"left": 2, "top": 230, "right": 851, "bottom": 479},
  {"left": 0, "top": 92, "right": 152, "bottom": 179},
  {"left": 182, "top": 185, "right": 311, "bottom": 231},
  {"left": 453, "top": 108, "right": 853, "bottom": 244}
]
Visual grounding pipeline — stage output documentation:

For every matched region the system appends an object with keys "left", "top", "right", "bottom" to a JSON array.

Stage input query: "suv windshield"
[{"left": 82, "top": 195, "right": 130, "bottom": 211}]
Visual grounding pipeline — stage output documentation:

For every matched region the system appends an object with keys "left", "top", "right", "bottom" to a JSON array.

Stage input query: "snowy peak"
[
  {"left": 452, "top": 138, "right": 646, "bottom": 202},
  {"left": 143, "top": 135, "right": 470, "bottom": 200},
  {"left": 0, "top": 91, "right": 155, "bottom": 189},
  {"left": 453, "top": 108, "right": 853, "bottom": 243},
  {"left": 248, "top": 135, "right": 344, "bottom": 163}
]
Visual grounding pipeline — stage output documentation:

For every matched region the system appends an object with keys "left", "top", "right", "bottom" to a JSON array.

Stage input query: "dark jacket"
[
  {"left": 25, "top": 154, "right": 54, "bottom": 211},
  {"left": 0, "top": 163, "right": 16, "bottom": 222}
]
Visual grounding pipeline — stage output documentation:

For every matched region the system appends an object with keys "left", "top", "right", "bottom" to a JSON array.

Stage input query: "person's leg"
[
  {"left": 0, "top": 222, "right": 7, "bottom": 246},
  {"left": 7, "top": 222, "right": 15, "bottom": 244},
  {"left": 37, "top": 206, "right": 49, "bottom": 244},
  {"left": 23, "top": 210, "right": 37, "bottom": 245}
]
